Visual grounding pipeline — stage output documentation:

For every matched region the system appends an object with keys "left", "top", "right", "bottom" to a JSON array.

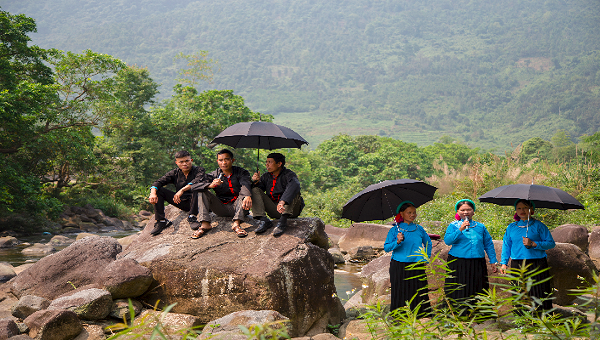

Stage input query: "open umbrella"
[
  {"left": 341, "top": 179, "right": 438, "bottom": 223},
  {"left": 478, "top": 184, "right": 584, "bottom": 210},
  {"left": 211, "top": 121, "right": 308, "bottom": 171}
]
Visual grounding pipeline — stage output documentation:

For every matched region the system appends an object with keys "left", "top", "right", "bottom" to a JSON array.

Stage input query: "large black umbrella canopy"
[
  {"left": 342, "top": 179, "right": 438, "bottom": 222},
  {"left": 211, "top": 121, "right": 308, "bottom": 150},
  {"left": 478, "top": 184, "right": 584, "bottom": 210}
]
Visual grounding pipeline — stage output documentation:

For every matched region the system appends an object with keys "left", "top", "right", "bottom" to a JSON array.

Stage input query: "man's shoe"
[
  {"left": 187, "top": 215, "right": 198, "bottom": 223},
  {"left": 254, "top": 219, "right": 273, "bottom": 234},
  {"left": 151, "top": 219, "right": 172, "bottom": 236},
  {"left": 272, "top": 221, "right": 287, "bottom": 237},
  {"left": 189, "top": 221, "right": 201, "bottom": 230}
]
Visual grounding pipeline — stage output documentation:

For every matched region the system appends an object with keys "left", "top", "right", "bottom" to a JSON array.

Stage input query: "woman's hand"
[
  {"left": 490, "top": 263, "right": 498, "bottom": 273},
  {"left": 396, "top": 232, "right": 404, "bottom": 244},
  {"left": 459, "top": 219, "right": 470, "bottom": 231},
  {"left": 500, "top": 264, "right": 508, "bottom": 274},
  {"left": 523, "top": 237, "right": 536, "bottom": 248}
]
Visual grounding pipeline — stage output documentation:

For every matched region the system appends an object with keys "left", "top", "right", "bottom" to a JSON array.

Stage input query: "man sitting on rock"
[
  {"left": 251, "top": 152, "right": 304, "bottom": 236},
  {"left": 148, "top": 150, "right": 209, "bottom": 236},
  {"left": 191, "top": 149, "right": 253, "bottom": 239}
]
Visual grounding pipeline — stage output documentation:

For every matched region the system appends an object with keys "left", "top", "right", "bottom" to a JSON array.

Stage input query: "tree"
[
  {"left": 520, "top": 137, "right": 553, "bottom": 163},
  {"left": 173, "top": 51, "right": 219, "bottom": 85}
]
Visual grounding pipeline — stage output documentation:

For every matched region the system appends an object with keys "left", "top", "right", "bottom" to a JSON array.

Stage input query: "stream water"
[{"left": 1, "top": 231, "right": 364, "bottom": 300}]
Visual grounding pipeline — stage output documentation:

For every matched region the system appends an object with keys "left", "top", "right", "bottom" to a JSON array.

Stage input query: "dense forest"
[{"left": 2, "top": 0, "right": 600, "bottom": 149}]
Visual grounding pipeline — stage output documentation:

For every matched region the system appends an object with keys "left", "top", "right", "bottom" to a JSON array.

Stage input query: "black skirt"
[
  {"left": 510, "top": 257, "right": 553, "bottom": 310},
  {"left": 389, "top": 259, "right": 431, "bottom": 315},
  {"left": 445, "top": 255, "right": 489, "bottom": 303}
]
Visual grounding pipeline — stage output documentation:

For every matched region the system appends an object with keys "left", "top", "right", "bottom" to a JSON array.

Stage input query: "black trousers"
[
  {"left": 511, "top": 257, "right": 553, "bottom": 312},
  {"left": 389, "top": 259, "right": 431, "bottom": 316},
  {"left": 153, "top": 187, "right": 198, "bottom": 221},
  {"left": 445, "top": 255, "right": 489, "bottom": 303}
]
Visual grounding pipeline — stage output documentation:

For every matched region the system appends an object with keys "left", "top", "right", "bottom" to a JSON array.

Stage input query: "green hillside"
[{"left": 3, "top": 0, "right": 600, "bottom": 150}]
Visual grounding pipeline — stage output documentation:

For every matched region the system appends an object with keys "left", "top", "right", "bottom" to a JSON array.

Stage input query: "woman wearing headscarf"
[
  {"left": 499, "top": 199, "right": 555, "bottom": 311},
  {"left": 384, "top": 201, "right": 432, "bottom": 315},
  {"left": 444, "top": 199, "right": 498, "bottom": 310}
]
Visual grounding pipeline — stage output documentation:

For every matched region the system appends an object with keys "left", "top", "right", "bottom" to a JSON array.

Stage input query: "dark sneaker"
[
  {"left": 187, "top": 215, "right": 197, "bottom": 223},
  {"left": 151, "top": 219, "right": 172, "bottom": 236},
  {"left": 254, "top": 219, "right": 273, "bottom": 234},
  {"left": 272, "top": 221, "right": 287, "bottom": 237}
]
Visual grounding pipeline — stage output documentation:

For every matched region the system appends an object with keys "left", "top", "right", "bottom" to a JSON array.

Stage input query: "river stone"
[
  {"left": 588, "top": 226, "right": 600, "bottom": 265},
  {"left": 99, "top": 259, "right": 153, "bottom": 299},
  {"left": 21, "top": 244, "right": 55, "bottom": 257},
  {"left": 139, "top": 210, "right": 152, "bottom": 217},
  {"left": 75, "top": 233, "right": 96, "bottom": 241},
  {"left": 12, "top": 295, "right": 51, "bottom": 319},
  {"left": 0, "top": 319, "right": 19, "bottom": 339},
  {"left": 73, "top": 325, "right": 105, "bottom": 340},
  {"left": 338, "top": 319, "right": 373, "bottom": 340},
  {"left": 551, "top": 224, "right": 588, "bottom": 252},
  {"left": 61, "top": 227, "right": 80, "bottom": 234},
  {"left": 546, "top": 243, "right": 596, "bottom": 306},
  {"left": 134, "top": 310, "right": 202, "bottom": 332},
  {"left": 13, "top": 263, "right": 34, "bottom": 276},
  {"left": 345, "top": 246, "right": 377, "bottom": 261},
  {"left": 338, "top": 223, "right": 390, "bottom": 253},
  {"left": 109, "top": 299, "right": 142, "bottom": 321},
  {"left": 10, "top": 236, "right": 122, "bottom": 300},
  {"left": 328, "top": 248, "right": 345, "bottom": 264},
  {"left": 119, "top": 205, "right": 342, "bottom": 337},
  {"left": 121, "top": 221, "right": 135, "bottom": 231},
  {"left": 117, "top": 234, "right": 139, "bottom": 248},
  {"left": 47, "top": 236, "right": 73, "bottom": 246},
  {"left": 62, "top": 216, "right": 82, "bottom": 228},
  {"left": 79, "top": 223, "right": 98, "bottom": 233},
  {"left": 0, "top": 237, "right": 18, "bottom": 248},
  {"left": 24, "top": 309, "right": 82, "bottom": 340},
  {"left": 0, "top": 262, "right": 16, "bottom": 283},
  {"left": 48, "top": 288, "right": 112, "bottom": 320},
  {"left": 200, "top": 310, "right": 289, "bottom": 340},
  {"left": 324, "top": 225, "right": 347, "bottom": 248}
]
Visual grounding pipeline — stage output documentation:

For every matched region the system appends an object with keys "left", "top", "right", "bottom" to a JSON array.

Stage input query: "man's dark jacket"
[
  {"left": 254, "top": 166, "right": 303, "bottom": 205},
  {"left": 152, "top": 165, "right": 210, "bottom": 200},
  {"left": 206, "top": 166, "right": 252, "bottom": 203}
]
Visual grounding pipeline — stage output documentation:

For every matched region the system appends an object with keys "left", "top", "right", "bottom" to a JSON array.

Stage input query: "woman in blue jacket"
[
  {"left": 384, "top": 201, "right": 432, "bottom": 314},
  {"left": 444, "top": 199, "right": 498, "bottom": 309},
  {"left": 500, "top": 199, "right": 555, "bottom": 311}
]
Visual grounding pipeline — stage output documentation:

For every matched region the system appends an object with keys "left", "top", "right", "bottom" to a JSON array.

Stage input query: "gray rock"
[
  {"left": 62, "top": 216, "right": 82, "bottom": 228},
  {"left": 12, "top": 295, "right": 51, "bottom": 319},
  {"left": 121, "top": 221, "right": 134, "bottom": 231},
  {"left": 9, "top": 334, "right": 32, "bottom": 340},
  {"left": 79, "top": 223, "right": 98, "bottom": 233},
  {"left": 324, "top": 225, "right": 348, "bottom": 248},
  {"left": 139, "top": 210, "right": 152, "bottom": 217},
  {"left": 552, "top": 224, "right": 589, "bottom": 252},
  {"left": 75, "top": 233, "right": 95, "bottom": 241},
  {"left": 134, "top": 310, "right": 202, "bottom": 333},
  {"left": 200, "top": 310, "right": 289, "bottom": 340},
  {"left": 73, "top": 324, "right": 106, "bottom": 340},
  {"left": 338, "top": 223, "right": 390, "bottom": 253},
  {"left": 21, "top": 244, "right": 55, "bottom": 256},
  {"left": 109, "top": 299, "right": 142, "bottom": 321},
  {"left": 587, "top": 226, "right": 600, "bottom": 264},
  {"left": 117, "top": 234, "right": 139, "bottom": 249},
  {"left": 0, "top": 319, "right": 19, "bottom": 339},
  {"left": 547, "top": 243, "right": 597, "bottom": 306},
  {"left": 47, "top": 236, "right": 73, "bottom": 246},
  {"left": 48, "top": 288, "right": 113, "bottom": 320},
  {"left": 99, "top": 259, "right": 153, "bottom": 299},
  {"left": 328, "top": 248, "right": 345, "bottom": 264},
  {"left": 0, "top": 237, "right": 18, "bottom": 248},
  {"left": 345, "top": 246, "right": 377, "bottom": 261},
  {"left": 24, "top": 309, "right": 83, "bottom": 340},
  {"left": 10, "top": 236, "right": 122, "bottom": 300},
  {"left": 0, "top": 262, "right": 16, "bottom": 283}
]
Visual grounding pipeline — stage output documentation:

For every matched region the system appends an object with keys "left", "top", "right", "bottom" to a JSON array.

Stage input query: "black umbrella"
[
  {"left": 478, "top": 184, "right": 584, "bottom": 210},
  {"left": 211, "top": 121, "right": 308, "bottom": 171},
  {"left": 341, "top": 179, "right": 438, "bottom": 223}
]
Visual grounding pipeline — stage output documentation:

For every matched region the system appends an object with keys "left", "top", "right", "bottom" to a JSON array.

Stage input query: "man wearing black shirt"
[
  {"left": 148, "top": 150, "right": 209, "bottom": 236},
  {"left": 251, "top": 152, "right": 304, "bottom": 236},
  {"left": 191, "top": 149, "right": 253, "bottom": 238}
]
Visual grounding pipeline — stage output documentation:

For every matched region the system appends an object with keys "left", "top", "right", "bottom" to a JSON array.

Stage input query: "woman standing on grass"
[
  {"left": 444, "top": 199, "right": 498, "bottom": 311},
  {"left": 384, "top": 201, "right": 432, "bottom": 315},
  {"left": 499, "top": 199, "right": 555, "bottom": 311}
]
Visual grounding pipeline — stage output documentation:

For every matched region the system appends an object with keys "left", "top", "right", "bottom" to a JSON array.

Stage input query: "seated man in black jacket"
[
  {"left": 148, "top": 150, "right": 209, "bottom": 236},
  {"left": 251, "top": 152, "right": 304, "bottom": 236},
  {"left": 191, "top": 149, "right": 253, "bottom": 239}
]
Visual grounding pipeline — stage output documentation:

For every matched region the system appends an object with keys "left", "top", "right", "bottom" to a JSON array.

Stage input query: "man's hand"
[
  {"left": 209, "top": 178, "right": 223, "bottom": 189},
  {"left": 277, "top": 200, "right": 286, "bottom": 214},
  {"left": 173, "top": 189, "right": 184, "bottom": 204},
  {"left": 242, "top": 196, "right": 252, "bottom": 210},
  {"left": 252, "top": 172, "right": 260, "bottom": 182},
  {"left": 149, "top": 188, "right": 158, "bottom": 204}
]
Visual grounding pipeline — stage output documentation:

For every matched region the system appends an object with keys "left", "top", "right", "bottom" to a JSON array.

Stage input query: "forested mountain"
[{"left": 3, "top": 0, "right": 600, "bottom": 150}]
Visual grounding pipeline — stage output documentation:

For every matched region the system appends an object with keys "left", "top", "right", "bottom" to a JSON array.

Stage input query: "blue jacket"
[
  {"left": 384, "top": 222, "right": 432, "bottom": 263},
  {"left": 444, "top": 220, "right": 498, "bottom": 263},
  {"left": 500, "top": 219, "right": 555, "bottom": 265}
]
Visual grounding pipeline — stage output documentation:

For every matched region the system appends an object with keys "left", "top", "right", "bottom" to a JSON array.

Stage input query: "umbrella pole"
[{"left": 256, "top": 149, "right": 260, "bottom": 173}]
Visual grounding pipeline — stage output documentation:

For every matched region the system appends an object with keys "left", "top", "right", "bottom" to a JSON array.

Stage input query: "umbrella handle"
[{"left": 256, "top": 149, "right": 260, "bottom": 173}]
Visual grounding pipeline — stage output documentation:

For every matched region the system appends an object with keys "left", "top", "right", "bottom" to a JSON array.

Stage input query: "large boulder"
[
  {"left": 324, "top": 225, "right": 348, "bottom": 248},
  {"left": 11, "top": 295, "right": 51, "bottom": 319},
  {"left": 0, "top": 237, "right": 18, "bottom": 248},
  {"left": 551, "top": 224, "right": 589, "bottom": 252},
  {"left": 24, "top": 310, "right": 83, "bottom": 340},
  {"left": 587, "top": 226, "right": 600, "bottom": 265},
  {"left": 546, "top": 242, "right": 596, "bottom": 306},
  {"left": 133, "top": 310, "right": 202, "bottom": 333},
  {"left": 0, "top": 319, "right": 19, "bottom": 339},
  {"left": 10, "top": 236, "right": 122, "bottom": 300},
  {"left": 48, "top": 288, "right": 113, "bottom": 320},
  {"left": 97, "top": 258, "right": 152, "bottom": 299},
  {"left": 21, "top": 244, "right": 55, "bottom": 257},
  {"left": 119, "top": 206, "right": 343, "bottom": 337},
  {"left": 0, "top": 263, "right": 16, "bottom": 283},
  {"left": 337, "top": 223, "right": 389, "bottom": 253}
]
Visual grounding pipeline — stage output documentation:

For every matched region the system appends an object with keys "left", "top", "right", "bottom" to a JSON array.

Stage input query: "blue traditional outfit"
[
  {"left": 444, "top": 219, "right": 497, "bottom": 305},
  {"left": 500, "top": 218, "right": 555, "bottom": 310},
  {"left": 384, "top": 222, "right": 432, "bottom": 314}
]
